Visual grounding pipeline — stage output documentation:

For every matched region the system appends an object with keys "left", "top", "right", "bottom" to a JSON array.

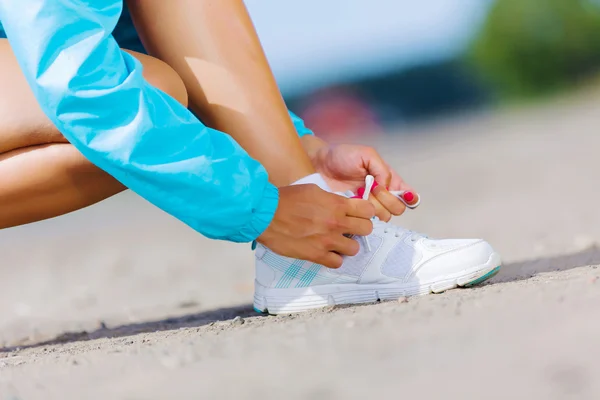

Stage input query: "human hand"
[
  {"left": 257, "top": 184, "right": 375, "bottom": 268},
  {"left": 301, "top": 136, "right": 419, "bottom": 221}
]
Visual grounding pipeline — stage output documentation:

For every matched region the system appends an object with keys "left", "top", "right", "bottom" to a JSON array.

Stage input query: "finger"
[
  {"left": 372, "top": 185, "right": 407, "bottom": 216},
  {"left": 318, "top": 252, "right": 344, "bottom": 269},
  {"left": 387, "top": 164, "right": 416, "bottom": 195},
  {"left": 387, "top": 167, "right": 409, "bottom": 191},
  {"left": 370, "top": 196, "right": 392, "bottom": 222},
  {"left": 342, "top": 216, "right": 374, "bottom": 236},
  {"left": 328, "top": 235, "right": 361, "bottom": 257},
  {"left": 344, "top": 198, "right": 376, "bottom": 219},
  {"left": 386, "top": 167, "right": 420, "bottom": 207},
  {"left": 364, "top": 148, "right": 392, "bottom": 188},
  {"left": 399, "top": 190, "right": 420, "bottom": 207}
]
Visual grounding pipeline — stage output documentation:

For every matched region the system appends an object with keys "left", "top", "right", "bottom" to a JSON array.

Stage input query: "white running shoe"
[{"left": 253, "top": 177, "right": 501, "bottom": 315}]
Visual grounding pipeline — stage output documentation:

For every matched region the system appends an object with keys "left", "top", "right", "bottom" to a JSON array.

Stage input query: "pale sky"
[{"left": 245, "top": 0, "right": 493, "bottom": 95}]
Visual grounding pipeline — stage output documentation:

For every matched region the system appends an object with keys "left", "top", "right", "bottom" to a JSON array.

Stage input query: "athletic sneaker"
[{"left": 253, "top": 178, "right": 501, "bottom": 314}]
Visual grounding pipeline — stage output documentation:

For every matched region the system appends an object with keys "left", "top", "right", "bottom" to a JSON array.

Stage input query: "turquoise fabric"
[
  {"left": 0, "top": 0, "right": 312, "bottom": 242},
  {"left": 0, "top": 5, "right": 315, "bottom": 139}
]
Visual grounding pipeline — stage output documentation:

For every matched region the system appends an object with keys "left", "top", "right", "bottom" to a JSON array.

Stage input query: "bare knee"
[
  {"left": 0, "top": 41, "right": 189, "bottom": 155},
  {"left": 0, "top": 40, "right": 68, "bottom": 153},
  {"left": 124, "top": 50, "right": 189, "bottom": 107}
]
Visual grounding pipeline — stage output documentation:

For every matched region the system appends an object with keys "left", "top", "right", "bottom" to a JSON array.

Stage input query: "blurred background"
[{"left": 247, "top": 0, "right": 600, "bottom": 140}]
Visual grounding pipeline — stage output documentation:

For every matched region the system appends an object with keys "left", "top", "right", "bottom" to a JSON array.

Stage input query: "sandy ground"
[{"left": 2, "top": 93, "right": 600, "bottom": 399}]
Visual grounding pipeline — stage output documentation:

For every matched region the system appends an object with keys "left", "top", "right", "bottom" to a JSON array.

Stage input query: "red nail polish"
[
  {"left": 357, "top": 187, "right": 365, "bottom": 197},
  {"left": 403, "top": 191, "right": 415, "bottom": 203},
  {"left": 372, "top": 181, "right": 379, "bottom": 189}
]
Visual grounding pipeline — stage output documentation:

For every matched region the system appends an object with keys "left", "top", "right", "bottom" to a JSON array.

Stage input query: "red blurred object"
[{"left": 300, "top": 87, "right": 381, "bottom": 140}]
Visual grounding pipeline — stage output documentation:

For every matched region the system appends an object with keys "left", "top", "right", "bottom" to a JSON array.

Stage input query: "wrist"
[{"left": 300, "top": 135, "right": 329, "bottom": 166}]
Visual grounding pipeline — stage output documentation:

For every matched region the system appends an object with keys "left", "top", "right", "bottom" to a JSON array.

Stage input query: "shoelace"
[
  {"left": 373, "top": 217, "right": 424, "bottom": 242},
  {"left": 354, "top": 175, "right": 425, "bottom": 252},
  {"left": 251, "top": 175, "right": 423, "bottom": 252}
]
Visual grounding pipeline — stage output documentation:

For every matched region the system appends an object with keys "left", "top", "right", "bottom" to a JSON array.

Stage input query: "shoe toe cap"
[{"left": 414, "top": 239, "right": 498, "bottom": 282}]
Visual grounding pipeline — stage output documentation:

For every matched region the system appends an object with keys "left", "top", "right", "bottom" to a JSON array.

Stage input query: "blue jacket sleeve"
[
  {"left": 288, "top": 111, "right": 313, "bottom": 137},
  {"left": 0, "top": 0, "right": 279, "bottom": 242}
]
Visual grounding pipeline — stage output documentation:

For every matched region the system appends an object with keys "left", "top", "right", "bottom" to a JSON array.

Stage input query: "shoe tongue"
[{"left": 372, "top": 218, "right": 417, "bottom": 235}]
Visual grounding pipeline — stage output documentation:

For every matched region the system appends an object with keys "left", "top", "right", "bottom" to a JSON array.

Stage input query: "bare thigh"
[{"left": 0, "top": 39, "right": 188, "bottom": 154}]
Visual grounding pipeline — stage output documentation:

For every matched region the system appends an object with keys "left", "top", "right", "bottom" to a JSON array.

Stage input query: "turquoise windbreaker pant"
[{"left": 0, "top": 1, "right": 313, "bottom": 242}]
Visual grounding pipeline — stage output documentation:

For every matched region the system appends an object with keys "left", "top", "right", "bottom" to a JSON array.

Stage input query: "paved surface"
[{"left": 2, "top": 93, "right": 600, "bottom": 399}]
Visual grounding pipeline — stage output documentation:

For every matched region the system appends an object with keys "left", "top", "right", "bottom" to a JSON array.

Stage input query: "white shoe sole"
[{"left": 253, "top": 252, "right": 501, "bottom": 315}]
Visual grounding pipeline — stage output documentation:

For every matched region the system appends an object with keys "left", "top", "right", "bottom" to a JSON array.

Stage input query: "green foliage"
[{"left": 468, "top": 0, "right": 600, "bottom": 99}]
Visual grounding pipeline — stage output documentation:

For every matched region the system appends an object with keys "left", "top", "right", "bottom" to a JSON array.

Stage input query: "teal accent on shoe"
[
  {"left": 464, "top": 266, "right": 501, "bottom": 288},
  {"left": 296, "top": 263, "right": 322, "bottom": 288},
  {"left": 275, "top": 259, "right": 304, "bottom": 288},
  {"left": 253, "top": 306, "right": 266, "bottom": 314}
]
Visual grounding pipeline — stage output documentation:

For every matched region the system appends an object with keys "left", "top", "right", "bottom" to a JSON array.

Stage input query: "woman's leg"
[
  {"left": 0, "top": 39, "right": 188, "bottom": 229},
  {"left": 127, "top": 0, "right": 316, "bottom": 187}
]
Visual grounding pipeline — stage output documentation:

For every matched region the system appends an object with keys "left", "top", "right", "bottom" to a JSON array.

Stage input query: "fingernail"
[
  {"left": 403, "top": 191, "right": 415, "bottom": 203},
  {"left": 372, "top": 181, "right": 379, "bottom": 190},
  {"left": 357, "top": 187, "right": 365, "bottom": 197}
]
